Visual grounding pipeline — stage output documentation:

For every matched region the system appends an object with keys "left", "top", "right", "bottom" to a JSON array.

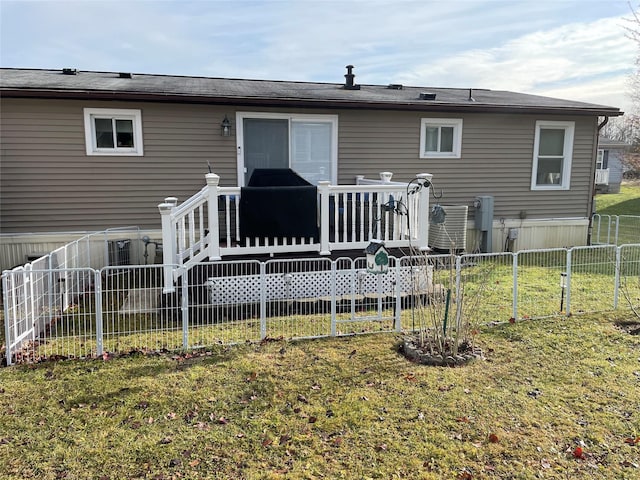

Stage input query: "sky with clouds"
[{"left": 1, "top": 0, "right": 636, "bottom": 113}]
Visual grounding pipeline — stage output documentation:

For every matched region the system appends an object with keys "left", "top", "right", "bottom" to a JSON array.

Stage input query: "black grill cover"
[{"left": 240, "top": 169, "right": 319, "bottom": 242}]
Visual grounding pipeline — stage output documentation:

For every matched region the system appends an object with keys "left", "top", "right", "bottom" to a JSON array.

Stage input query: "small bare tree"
[{"left": 402, "top": 238, "right": 491, "bottom": 365}]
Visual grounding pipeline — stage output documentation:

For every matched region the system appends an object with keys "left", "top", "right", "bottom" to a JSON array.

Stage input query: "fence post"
[
  {"left": 565, "top": 248, "right": 572, "bottom": 316},
  {"left": 512, "top": 253, "right": 518, "bottom": 320},
  {"left": 318, "top": 181, "right": 331, "bottom": 255},
  {"left": 614, "top": 216, "right": 620, "bottom": 246},
  {"left": 2, "top": 272, "right": 13, "bottom": 366},
  {"left": 94, "top": 270, "right": 103, "bottom": 357},
  {"left": 62, "top": 245, "right": 70, "bottom": 309},
  {"left": 394, "top": 259, "right": 402, "bottom": 332},
  {"left": 416, "top": 173, "right": 433, "bottom": 251},
  {"left": 614, "top": 246, "right": 621, "bottom": 309},
  {"left": 455, "top": 255, "right": 463, "bottom": 330},
  {"left": 206, "top": 173, "right": 222, "bottom": 261},
  {"left": 181, "top": 275, "right": 189, "bottom": 350},
  {"left": 158, "top": 199, "right": 177, "bottom": 294},
  {"left": 330, "top": 260, "right": 337, "bottom": 336},
  {"left": 47, "top": 253, "right": 54, "bottom": 329},
  {"left": 260, "top": 262, "right": 267, "bottom": 340},
  {"left": 27, "top": 264, "right": 37, "bottom": 345},
  {"left": 74, "top": 238, "right": 80, "bottom": 269}
]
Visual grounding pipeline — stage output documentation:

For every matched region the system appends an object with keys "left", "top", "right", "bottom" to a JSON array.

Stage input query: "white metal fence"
[
  {"left": 592, "top": 214, "right": 640, "bottom": 246},
  {"left": 3, "top": 244, "right": 639, "bottom": 365}
]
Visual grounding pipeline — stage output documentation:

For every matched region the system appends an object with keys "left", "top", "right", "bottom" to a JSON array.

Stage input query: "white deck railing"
[
  {"left": 159, "top": 172, "right": 432, "bottom": 292},
  {"left": 595, "top": 168, "right": 610, "bottom": 185}
]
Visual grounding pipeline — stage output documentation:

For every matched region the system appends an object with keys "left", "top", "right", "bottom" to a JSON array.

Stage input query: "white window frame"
[
  {"left": 236, "top": 112, "right": 338, "bottom": 186},
  {"left": 419, "top": 118, "right": 463, "bottom": 158},
  {"left": 596, "top": 149, "right": 605, "bottom": 169},
  {"left": 83, "top": 108, "right": 144, "bottom": 156},
  {"left": 530, "top": 120, "right": 574, "bottom": 191}
]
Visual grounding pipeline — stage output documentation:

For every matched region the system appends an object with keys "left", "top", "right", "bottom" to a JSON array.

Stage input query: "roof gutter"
[
  {"left": 597, "top": 116, "right": 609, "bottom": 131},
  {"left": 0, "top": 88, "right": 624, "bottom": 117},
  {"left": 587, "top": 115, "right": 612, "bottom": 245}
]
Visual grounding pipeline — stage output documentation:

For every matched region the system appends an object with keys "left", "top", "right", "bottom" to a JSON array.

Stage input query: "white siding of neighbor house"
[{"left": 607, "top": 148, "right": 625, "bottom": 193}]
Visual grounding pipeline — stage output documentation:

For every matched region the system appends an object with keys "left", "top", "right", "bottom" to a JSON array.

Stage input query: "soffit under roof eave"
[{"left": 0, "top": 88, "right": 623, "bottom": 117}]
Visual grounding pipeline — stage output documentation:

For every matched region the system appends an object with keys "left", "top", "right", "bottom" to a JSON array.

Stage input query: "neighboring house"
[
  {"left": 0, "top": 67, "right": 622, "bottom": 271},
  {"left": 595, "top": 136, "right": 629, "bottom": 194}
]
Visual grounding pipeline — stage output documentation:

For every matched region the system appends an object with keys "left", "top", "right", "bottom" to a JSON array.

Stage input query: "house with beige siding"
[{"left": 0, "top": 67, "right": 622, "bottom": 271}]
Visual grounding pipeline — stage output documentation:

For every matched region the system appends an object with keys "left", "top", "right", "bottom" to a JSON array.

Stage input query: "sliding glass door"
[{"left": 237, "top": 113, "right": 338, "bottom": 185}]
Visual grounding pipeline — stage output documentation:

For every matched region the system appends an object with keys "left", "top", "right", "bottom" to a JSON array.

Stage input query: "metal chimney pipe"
[
  {"left": 344, "top": 65, "right": 360, "bottom": 90},
  {"left": 345, "top": 65, "right": 355, "bottom": 87}
]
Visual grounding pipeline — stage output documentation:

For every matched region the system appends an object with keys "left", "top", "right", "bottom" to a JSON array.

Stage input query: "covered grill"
[{"left": 239, "top": 169, "right": 319, "bottom": 243}]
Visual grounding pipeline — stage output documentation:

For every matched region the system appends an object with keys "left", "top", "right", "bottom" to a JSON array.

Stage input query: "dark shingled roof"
[
  {"left": 598, "top": 136, "right": 630, "bottom": 149},
  {"left": 0, "top": 67, "right": 623, "bottom": 116}
]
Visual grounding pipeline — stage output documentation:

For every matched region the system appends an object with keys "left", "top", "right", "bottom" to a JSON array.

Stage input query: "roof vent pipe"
[
  {"left": 344, "top": 65, "right": 361, "bottom": 90},
  {"left": 62, "top": 68, "right": 77, "bottom": 75}
]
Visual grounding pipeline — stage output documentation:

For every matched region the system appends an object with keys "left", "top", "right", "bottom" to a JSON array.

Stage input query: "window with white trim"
[
  {"left": 83, "top": 108, "right": 144, "bottom": 156},
  {"left": 531, "top": 120, "right": 574, "bottom": 190},
  {"left": 596, "top": 149, "right": 608, "bottom": 169},
  {"left": 419, "top": 118, "right": 463, "bottom": 158}
]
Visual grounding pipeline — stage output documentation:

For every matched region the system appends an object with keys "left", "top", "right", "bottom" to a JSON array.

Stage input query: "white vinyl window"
[
  {"left": 83, "top": 108, "right": 144, "bottom": 156},
  {"left": 531, "top": 120, "right": 574, "bottom": 190},
  {"left": 419, "top": 118, "right": 463, "bottom": 158}
]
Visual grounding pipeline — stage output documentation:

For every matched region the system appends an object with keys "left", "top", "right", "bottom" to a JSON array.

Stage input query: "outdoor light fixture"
[{"left": 221, "top": 115, "right": 232, "bottom": 137}]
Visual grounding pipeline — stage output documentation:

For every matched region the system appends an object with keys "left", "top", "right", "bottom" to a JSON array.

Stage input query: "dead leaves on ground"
[{"left": 624, "top": 436, "right": 640, "bottom": 446}]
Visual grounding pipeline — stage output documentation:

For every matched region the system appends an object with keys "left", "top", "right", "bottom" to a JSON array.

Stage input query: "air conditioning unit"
[
  {"left": 429, "top": 205, "right": 468, "bottom": 252},
  {"left": 108, "top": 239, "right": 131, "bottom": 266}
]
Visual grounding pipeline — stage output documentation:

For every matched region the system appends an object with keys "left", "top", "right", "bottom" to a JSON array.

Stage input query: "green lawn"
[
  {"left": 595, "top": 183, "right": 640, "bottom": 216},
  {"left": 1, "top": 180, "right": 639, "bottom": 479},
  {"left": 1, "top": 313, "right": 639, "bottom": 479}
]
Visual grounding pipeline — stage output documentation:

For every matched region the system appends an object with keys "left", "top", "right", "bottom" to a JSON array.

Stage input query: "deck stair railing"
[{"left": 159, "top": 172, "right": 432, "bottom": 292}]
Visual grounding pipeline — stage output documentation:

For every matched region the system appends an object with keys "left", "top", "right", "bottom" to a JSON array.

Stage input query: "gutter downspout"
[{"left": 587, "top": 116, "right": 610, "bottom": 245}]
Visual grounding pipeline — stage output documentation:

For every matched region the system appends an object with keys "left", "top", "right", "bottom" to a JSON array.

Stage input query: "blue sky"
[{"left": 1, "top": 0, "right": 636, "bottom": 112}]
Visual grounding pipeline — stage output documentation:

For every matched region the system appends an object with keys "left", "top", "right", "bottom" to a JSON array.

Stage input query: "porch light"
[{"left": 221, "top": 115, "right": 232, "bottom": 137}]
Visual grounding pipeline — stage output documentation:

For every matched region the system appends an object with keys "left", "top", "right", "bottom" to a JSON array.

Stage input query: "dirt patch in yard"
[{"left": 615, "top": 320, "right": 640, "bottom": 335}]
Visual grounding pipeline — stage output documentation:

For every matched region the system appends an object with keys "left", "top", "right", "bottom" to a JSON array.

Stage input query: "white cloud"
[
  {"left": 535, "top": 74, "right": 632, "bottom": 112},
  {"left": 0, "top": 0, "right": 635, "bottom": 112},
  {"left": 394, "top": 15, "right": 636, "bottom": 109}
]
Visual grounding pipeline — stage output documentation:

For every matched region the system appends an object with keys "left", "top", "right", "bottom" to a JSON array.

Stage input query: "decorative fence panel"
[
  {"left": 3, "top": 245, "right": 640, "bottom": 366},
  {"left": 516, "top": 249, "right": 569, "bottom": 319},
  {"left": 3, "top": 268, "right": 98, "bottom": 363},
  {"left": 458, "top": 252, "right": 515, "bottom": 324},
  {"left": 618, "top": 244, "right": 640, "bottom": 310},
  {"left": 569, "top": 245, "right": 618, "bottom": 315},
  {"left": 592, "top": 214, "right": 640, "bottom": 246}
]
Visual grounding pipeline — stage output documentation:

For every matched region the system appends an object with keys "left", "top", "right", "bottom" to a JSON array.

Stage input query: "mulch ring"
[{"left": 400, "top": 335, "right": 484, "bottom": 367}]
